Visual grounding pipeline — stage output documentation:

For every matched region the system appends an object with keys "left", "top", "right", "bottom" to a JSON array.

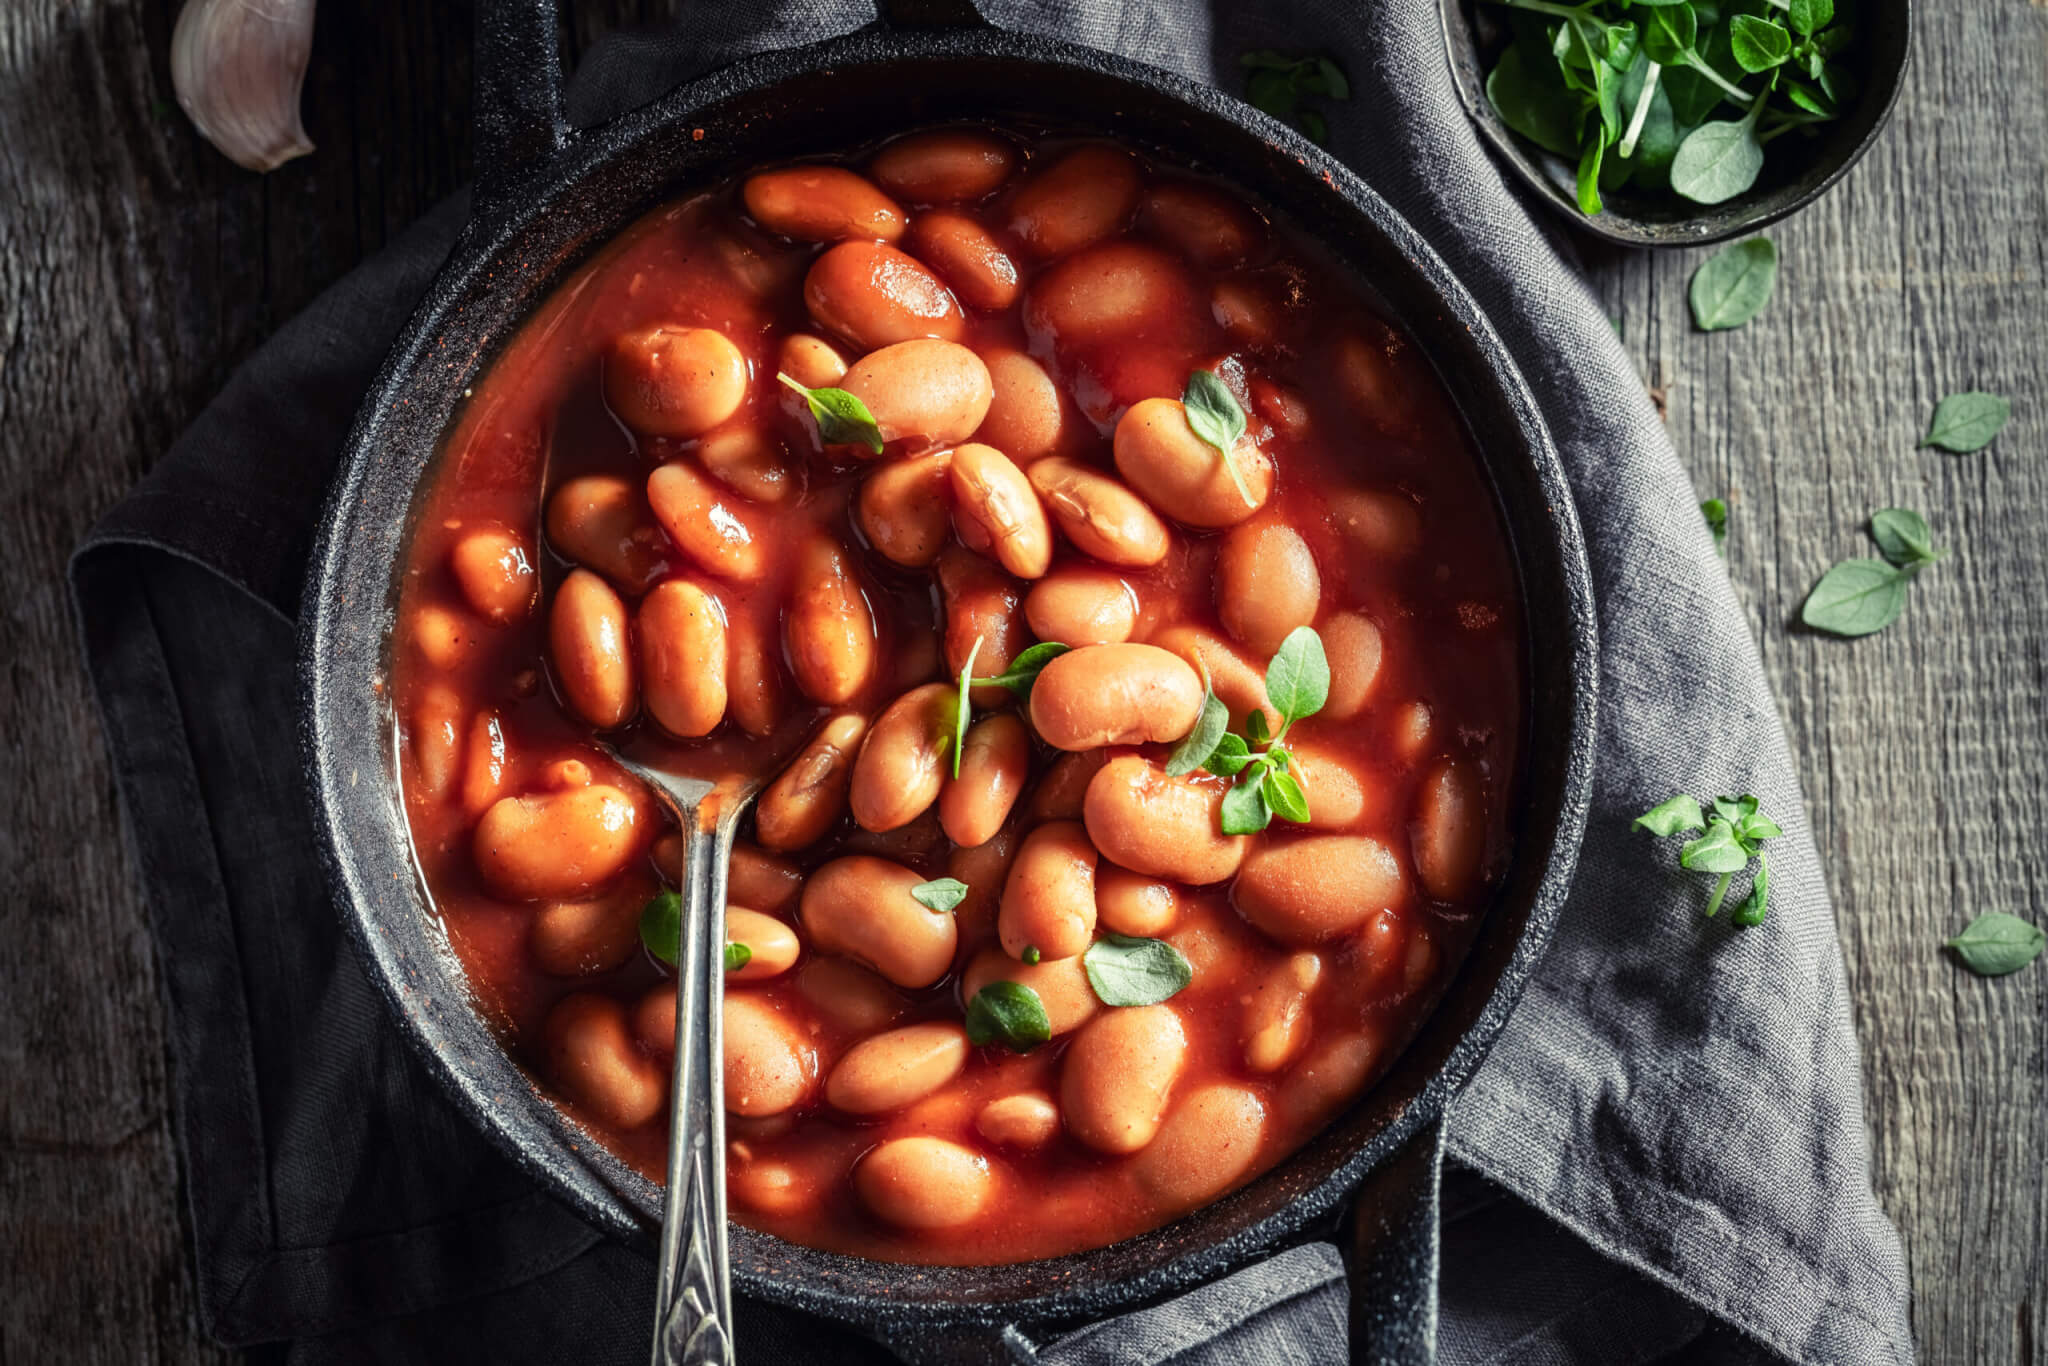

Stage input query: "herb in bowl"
[{"left": 1480, "top": 0, "right": 1858, "bottom": 215}]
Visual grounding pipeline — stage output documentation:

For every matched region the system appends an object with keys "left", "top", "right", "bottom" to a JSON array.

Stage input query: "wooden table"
[{"left": 2, "top": 2, "right": 2040, "bottom": 1361}]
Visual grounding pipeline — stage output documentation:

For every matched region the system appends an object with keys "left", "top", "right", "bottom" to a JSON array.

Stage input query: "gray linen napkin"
[{"left": 69, "top": 0, "right": 1913, "bottom": 1361}]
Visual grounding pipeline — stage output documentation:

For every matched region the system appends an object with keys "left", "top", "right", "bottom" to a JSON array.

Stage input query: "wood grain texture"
[{"left": 0, "top": 2, "right": 2039, "bottom": 1364}]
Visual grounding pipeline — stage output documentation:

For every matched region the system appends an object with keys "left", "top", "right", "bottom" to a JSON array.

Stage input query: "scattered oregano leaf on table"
[
  {"left": 1800, "top": 508, "right": 1946, "bottom": 638},
  {"left": 1701, "top": 497, "right": 1729, "bottom": 556},
  {"left": 1920, "top": 391, "right": 2012, "bottom": 454},
  {"left": 1945, "top": 913, "right": 2047, "bottom": 978},
  {"left": 1635, "top": 792, "right": 1782, "bottom": 925},
  {"left": 1688, "top": 237, "right": 1777, "bottom": 331}
]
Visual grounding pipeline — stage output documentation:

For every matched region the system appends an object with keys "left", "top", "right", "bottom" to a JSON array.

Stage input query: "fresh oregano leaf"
[
  {"left": 1166, "top": 686, "right": 1230, "bottom": 778},
  {"left": 1787, "top": 0, "right": 1832, "bottom": 37},
  {"left": 775, "top": 372, "right": 884, "bottom": 455},
  {"left": 1219, "top": 772, "right": 1274, "bottom": 835},
  {"left": 1576, "top": 136, "right": 1607, "bottom": 216},
  {"left": 911, "top": 877, "right": 970, "bottom": 913},
  {"left": 1642, "top": 4, "right": 1700, "bottom": 65},
  {"left": 1022, "top": 946, "right": 1042, "bottom": 966},
  {"left": 964, "top": 981, "right": 1052, "bottom": 1052},
  {"left": 1920, "top": 391, "right": 2012, "bottom": 453},
  {"left": 1083, "top": 934, "right": 1195, "bottom": 1007},
  {"left": 1870, "top": 509, "right": 1940, "bottom": 569},
  {"left": 1671, "top": 107, "right": 1766, "bottom": 204},
  {"left": 1245, "top": 708, "right": 1271, "bottom": 747},
  {"left": 1728, "top": 15, "right": 1792, "bottom": 73},
  {"left": 1635, "top": 793, "right": 1707, "bottom": 837},
  {"left": 1731, "top": 852, "right": 1770, "bottom": 926},
  {"left": 1263, "top": 766, "right": 1312, "bottom": 824},
  {"left": 1264, "top": 626, "right": 1330, "bottom": 726},
  {"left": 1679, "top": 819, "right": 1751, "bottom": 874},
  {"left": 1688, "top": 237, "right": 1777, "bottom": 330},
  {"left": 1486, "top": 38, "right": 1587, "bottom": 158},
  {"left": 1702, "top": 497, "right": 1729, "bottom": 555},
  {"left": 639, "top": 890, "right": 682, "bottom": 965},
  {"left": 1801, "top": 559, "right": 1911, "bottom": 637},
  {"left": 724, "top": 941, "right": 753, "bottom": 972},
  {"left": 1182, "top": 369, "right": 1255, "bottom": 507},
  {"left": 1711, "top": 794, "right": 1758, "bottom": 825},
  {"left": 973, "top": 640, "right": 1069, "bottom": 701},
  {"left": 1204, "top": 731, "right": 1255, "bottom": 778},
  {"left": 1946, "top": 913, "right": 2047, "bottom": 977},
  {"left": 951, "top": 634, "right": 982, "bottom": 779}
]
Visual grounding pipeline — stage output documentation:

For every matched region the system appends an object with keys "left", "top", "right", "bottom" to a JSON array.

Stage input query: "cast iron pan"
[{"left": 298, "top": 0, "right": 1600, "bottom": 1360}]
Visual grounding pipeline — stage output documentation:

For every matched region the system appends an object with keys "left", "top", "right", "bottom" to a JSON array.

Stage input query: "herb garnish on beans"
[{"left": 393, "top": 123, "right": 1523, "bottom": 1263}]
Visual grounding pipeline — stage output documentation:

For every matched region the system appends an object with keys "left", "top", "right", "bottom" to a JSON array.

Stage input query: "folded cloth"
[{"left": 70, "top": 1, "right": 1912, "bottom": 1362}]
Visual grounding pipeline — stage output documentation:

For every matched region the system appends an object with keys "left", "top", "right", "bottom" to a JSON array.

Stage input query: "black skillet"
[{"left": 298, "top": 1, "right": 1600, "bottom": 1360}]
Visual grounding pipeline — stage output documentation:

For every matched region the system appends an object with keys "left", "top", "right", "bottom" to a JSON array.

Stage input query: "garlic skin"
[{"left": 171, "top": 0, "right": 316, "bottom": 172}]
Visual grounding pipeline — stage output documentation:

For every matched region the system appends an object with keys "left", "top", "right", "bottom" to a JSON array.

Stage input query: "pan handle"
[
  {"left": 1342, "top": 1115, "right": 1446, "bottom": 1363},
  {"left": 473, "top": 0, "right": 571, "bottom": 221}
]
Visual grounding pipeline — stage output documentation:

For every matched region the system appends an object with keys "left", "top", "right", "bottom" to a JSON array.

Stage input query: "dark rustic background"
[{"left": 1, "top": 1, "right": 2041, "bottom": 1361}]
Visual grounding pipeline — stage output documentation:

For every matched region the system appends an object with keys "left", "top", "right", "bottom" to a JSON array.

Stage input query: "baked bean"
[
  {"left": 800, "top": 855, "right": 958, "bottom": 988},
  {"left": 1027, "top": 458, "right": 1171, "bottom": 568},
  {"left": 907, "top": 211, "right": 1020, "bottom": 311},
  {"left": 544, "top": 993, "right": 668, "bottom": 1129},
  {"left": 696, "top": 426, "right": 799, "bottom": 504},
  {"left": 1405, "top": 923, "right": 1439, "bottom": 992},
  {"left": 742, "top": 165, "right": 906, "bottom": 243},
  {"left": 730, "top": 1157, "right": 818, "bottom": 1217},
  {"left": 975, "top": 1092, "right": 1060, "bottom": 1149},
  {"left": 974, "top": 346, "right": 1067, "bottom": 462},
  {"left": 1334, "top": 327, "right": 1424, "bottom": 437},
  {"left": 1150, "top": 625, "right": 1281, "bottom": 735},
  {"left": 1287, "top": 743, "right": 1368, "bottom": 830},
  {"left": 549, "top": 569, "right": 635, "bottom": 729},
  {"left": 461, "top": 710, "right": 508, "bottom": 819},
  {"left": 1216, "top": 521, "right": 1320, "bottom": 657},
  {"left": 726, "top": 842, "right": 802, "bottom": 915},
  {"left": 1024, "top": 567, "right": 1138, "bottom": 646},
  {"left": 857, "top": 450, "right": 953, "bottom": 568},
  {"left": 870, "top": 129, "right": 1018, "bottom": 202},
  {"left": 1026, "top": 749, "right": 1106, "bottom": 825},
  {"left": 409, "top": 605, "right": 477, "bottom": 673},
  {"left": 962, "top": 946, "right": 1098, "bottom": 1037},
  {"left": 1210, "top": 275, "right": 1279, "bottom": 346},
  {"left": 410, "top": 683, "right": 463, "bottom": 800},
  {"left": 1329, "top": 487, "right": 1423, "bottom": 560},
  {"left": 1113, "top": 397, "right": 1275, "bottom": 527},
  {"left": 1232, "top": 835, "right": 1405, "bottom": 945},
  {"left": 1243, "top": 951, "right": 1322, "bottom": 1073},
  {"left": 1412, "top": 758, "right": 1487, "bottom": 903},
  {"left": 1007, "top": 144, "right": 1140, "bottom": 257},
  {"left": 755, "top": 712, "right": 867, "bottom": 852},
  {"left": 840, "top": 807, "right": 948, "bottom": 866},
  {"left": 935, "top": 545, "right": 1028, "bottom": 708},
  {"left": 940, "top": 713, "right": 1030, "bottom": 848},
  {"left": 1095, "top": 864, "right": 1179, "bottom": 937},
  {"left": 724, "top": 991, "right": 818, "bottom": 1117},
  {"left": 1142, "top": 179, "right": 1265, "bottom": 270},
  {"left": 1250, "top": 378, "right": 1313, "bottom": 440},
  {"left": 783, "top": 534, "right": 878, "bottom": 705},
  {"left": 1320, "top": 612, "right": 1384, "bottom": 720},
  {"left": 849, "top": 683, "right": 953, "bottom": 832},
  {"left": 794, "top": 955, "right": 908, "bottom": 1036},
  {"left": 999, "top": 821, "right": 1098, "bottom": 961},
  {"left": 948, "top": 822, "right": 1019, "bottom": 942},
  {"left": 839, "top": 339, "right": 993, "bottom": 451},
  {"left": 1280, "top": 1027, "right": 1383, "bottom": 1130},
  {"left": 804, "top": 241, "right": 965, "bottom": 351},
  {"left": 605, "top": 326, "right": 748, "bottom": 438},
  {"left": 725, "top": 610, "right": 789, "bottom": 737},
  {"left": 950, "top": 443, "right": 1052, "bottom": 579},
  {"left": 1356, "top": 906, "right": 1413, "bottom": 997},
  {"left": 474, "top": 782, "right": 640, "bottom": 901},
  {"left": 1024, "top": 241, "right": 1197, "bottom": 344},
  {"left": 545, "top": 474, "right": 667, "bottom": 594},
  {"left": 637, "top": 579, "right": 728, "bottom": 738},
  {"left": 1390, "top": 701, "right": 1433, "bottom": 762},
  {"left": 449, "top": 527, "right": 537, "bottom": 624},
  {"left": 634, "top": 983, "right": 675, "bottom": 1055},
  {"left": 725, "top": 906, "right": 801, "bottom": 982},
  {"left": 825, "top": 1021, "right": 970, "bottom": 1115},
  {"left": 646, "top": 460, "right": 766, "bottom": 581},
  {"left": 776, "top": 332, "right": 848, "bottom": 390},
  {"left": 855, "top": 1137, "right": 993, "bottom": 1229},
  {"left": 1029, "top": 643, "right": 1203, "bottom": 752},
  {"left": 1062, "top": 1004, "right": 1187, "bottom": 1154},
  {"left": 1083, "top": 755, "right": 1247, "bottom": 885},
  {"left": 530, "top": 882, "right": 645, "bottom": 976},
  {"left": 1132, "top": 1084, "right": 1267, "bottom": 1213}
]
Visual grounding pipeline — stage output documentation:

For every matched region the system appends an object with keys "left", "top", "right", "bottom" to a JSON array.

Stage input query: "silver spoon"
[{"left": 604, "top": 753, "right": 762, "bottom": 1366}]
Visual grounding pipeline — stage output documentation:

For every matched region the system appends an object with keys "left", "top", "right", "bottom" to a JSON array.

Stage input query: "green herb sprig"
[
  {"left": 1480, "top": 0, "right": 1856, "bottom": 215},
  {"left": 1801, "top": 508, "right": 1946, "bottom": 638},
  {"left": 776, "top": 371, "right": 884, "bottom": 454},
  {"left": 1240, "top": 50, "right": 1350, "bottom": 143},
  {"left": 1168, "top": 627, "right": 1329, "bottom": 836},
  {"left": 1635, "top": 792, "right": 1782, "bottom": 925}
]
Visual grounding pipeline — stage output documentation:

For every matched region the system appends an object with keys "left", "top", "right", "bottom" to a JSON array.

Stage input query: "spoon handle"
[{"left": 651, "top": 814, "right": 738, "bottom": 1366}]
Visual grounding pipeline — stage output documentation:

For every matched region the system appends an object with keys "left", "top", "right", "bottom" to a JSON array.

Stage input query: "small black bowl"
[{"left": 1440, "top": 0, "right": 1911, "bottom": 247}]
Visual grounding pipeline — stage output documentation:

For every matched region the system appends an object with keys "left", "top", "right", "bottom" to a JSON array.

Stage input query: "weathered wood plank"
[{"left": 1, "top": 0, "right": 2039, "bottom": 1361}]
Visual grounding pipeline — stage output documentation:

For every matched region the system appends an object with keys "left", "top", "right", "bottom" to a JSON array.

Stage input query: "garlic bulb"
[{"left": 170, "top": 0, "right": 316, "bottom": 172}]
